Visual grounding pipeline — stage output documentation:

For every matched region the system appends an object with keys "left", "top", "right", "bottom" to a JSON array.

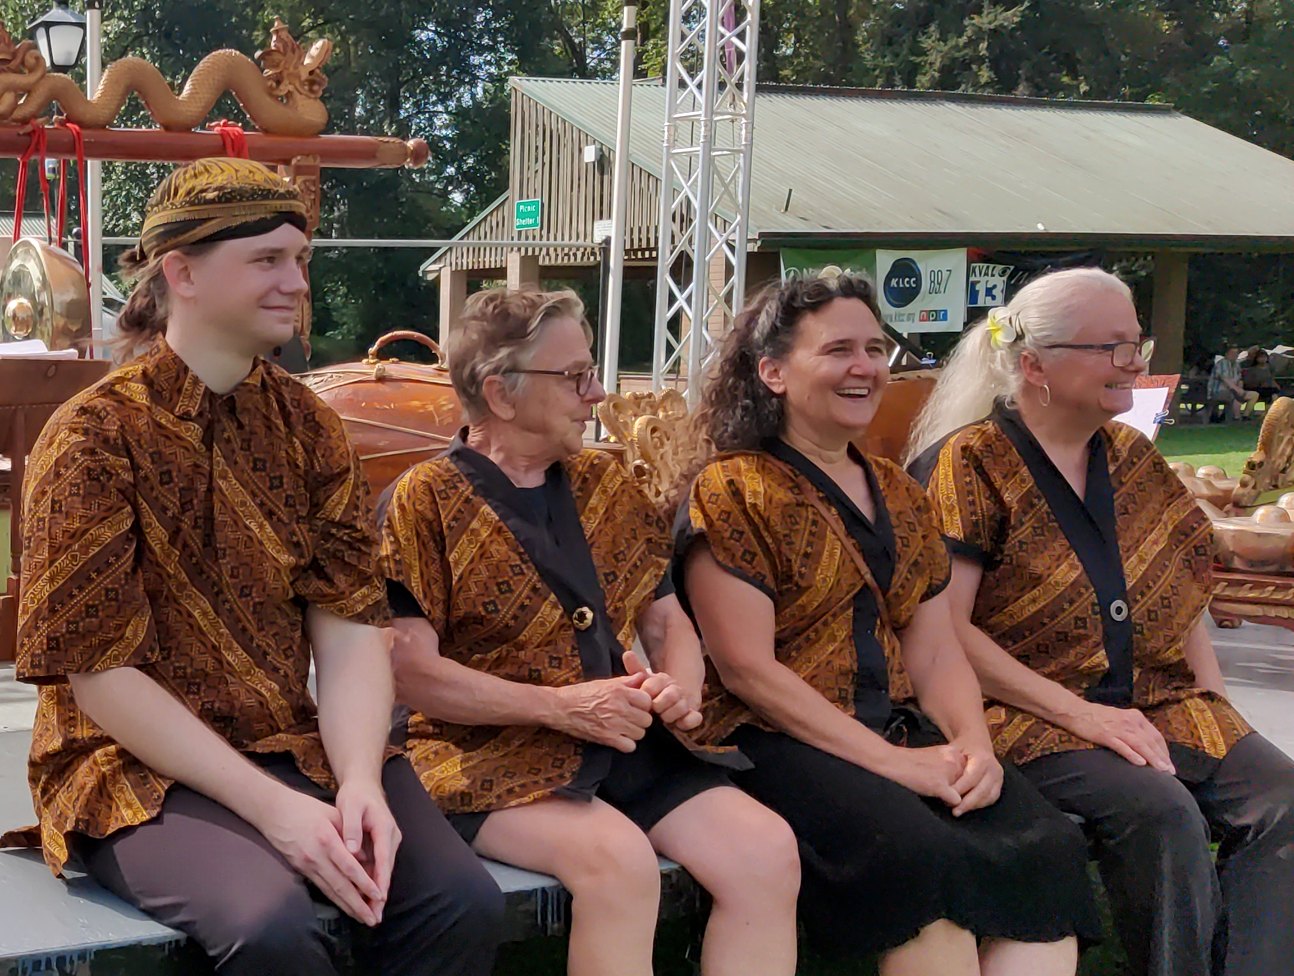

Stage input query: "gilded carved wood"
[
  {"left": 598, "top": 390, "right": 698, "bottom": 510},
  {"left": 1232, "top": 396, "right": 1294, "bottom": 509},
  {"left": 0, "top": 18, "right": 331, "bottom": 137}
]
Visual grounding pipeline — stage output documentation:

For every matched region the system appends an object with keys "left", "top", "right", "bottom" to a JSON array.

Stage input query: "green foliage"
[
  {"left": 0, "top": 0, "right": 1289, "bottom": 365},
  {"left": 754, "top": 0, "right": 1294, "bottom": 362}
]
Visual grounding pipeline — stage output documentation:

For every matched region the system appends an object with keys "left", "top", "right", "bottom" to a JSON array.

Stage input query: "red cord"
[
  {"left": 210, "top": 120, "right": 249, "bottom": 158},
  {"left": 53, "top": 120, "right": 90, "bottom": 286},
  {"left": 12, "top": 123, "right": 49, "bottom": 244}
]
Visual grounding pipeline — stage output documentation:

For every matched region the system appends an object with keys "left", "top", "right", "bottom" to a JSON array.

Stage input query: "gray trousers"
[
  {"left": 1021, "top": 733, "right": 1294, "bottom": 976},
  {"left": 79, "top": 755, "right": 504, "bottom": 976}
]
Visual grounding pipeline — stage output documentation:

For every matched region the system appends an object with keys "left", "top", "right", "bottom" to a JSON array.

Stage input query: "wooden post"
[
  {"left": 1150, "top": 251, "right": 1190, "bottom": 374},
  {"left": 439, "top": 266, "right": 467, "bottom": 347},
  {"left": 744, "top": 250, "right": 781, "bottom": 297},
  {"left": 506, "top": 252, "right": 540, "bottom": 290},
  {"left": 281, "top": 155, "right": 322, "bottom": 360},
  {"left": 707, "top": 251, "right": 731, "bottom": 340}
]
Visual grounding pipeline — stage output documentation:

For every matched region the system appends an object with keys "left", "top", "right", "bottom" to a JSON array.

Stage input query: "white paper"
[
  {"left": 1114, "top": 387, "right": 1173, "bottom": 441},
  {"left": 0, "top": 339, "right": 77, "bottom": 359}
]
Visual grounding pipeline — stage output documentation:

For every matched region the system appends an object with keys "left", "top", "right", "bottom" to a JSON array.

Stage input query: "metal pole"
[
  {"left": 685, "top": 0, "right": 723, "bottom": 406},
  {"left": 730, "top": 0, "right": 759, "bottom": 311},
  {"left": 650, "top": 0, "right": 686, "bottom": 392},
  {"left": 104, "top": 236, "right": 598, "bottom": 249},
  {"left": 600, "top": 0, "right": 638, "bottom": 399},
  {"left": 85, "top": 0, "right": 103, "bottom": 353},
  {"left": 594, "top": 239, "right": 611, "bottom": 439}
]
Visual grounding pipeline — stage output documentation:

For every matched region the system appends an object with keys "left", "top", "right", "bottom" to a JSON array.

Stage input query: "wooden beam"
[
  {"left": 744, "top": 251, "right": 781, "bottom": 297},
  {"left": 0, "top": 126, "right": 429, "bottom": 169},
  {"left": 439, "top": 267, "right": 468, "bottom": 347},
  {"left": 506, "top": 252, "right": 541, "bottom": 289},
  {"left": 1150, "top": 251, "right": 1190, "bottom": 373}
]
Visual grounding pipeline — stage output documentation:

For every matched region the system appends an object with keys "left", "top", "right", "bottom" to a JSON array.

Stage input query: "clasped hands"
[
  {"left": 551, "top": 649, "right": 703, "bottom": 752},
  {"left": 257, "top": 777, "right": 399, "bottom": 930},
  {"left": 885, "top": 736, "right": 1004, "bottom": 818}
]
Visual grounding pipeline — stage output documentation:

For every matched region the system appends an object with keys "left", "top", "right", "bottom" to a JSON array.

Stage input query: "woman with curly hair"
[{"left": 675, "top": 269, "right": 1100, "bottom": 975}]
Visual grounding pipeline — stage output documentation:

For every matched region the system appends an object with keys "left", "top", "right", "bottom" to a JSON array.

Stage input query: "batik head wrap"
[{"left": 130, "top": 157, "right": 308, "bottom": 261}]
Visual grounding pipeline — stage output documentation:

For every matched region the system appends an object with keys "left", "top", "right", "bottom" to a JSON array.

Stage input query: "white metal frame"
[{"left": 650, "top": 0, "right": 759, "bottom": 404}]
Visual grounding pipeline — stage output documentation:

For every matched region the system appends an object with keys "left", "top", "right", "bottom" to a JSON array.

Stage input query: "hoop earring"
[{"left": 1039, "top": 383, "right": 1052, "bottom": 408}]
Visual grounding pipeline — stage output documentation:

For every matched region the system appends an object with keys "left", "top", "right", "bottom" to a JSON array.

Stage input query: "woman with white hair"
[{"left": 907, "top": 267, "right": 1294, "bottom": 976}]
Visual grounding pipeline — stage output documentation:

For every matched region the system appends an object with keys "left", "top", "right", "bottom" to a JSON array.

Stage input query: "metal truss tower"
[{"left": 650, "top": 0, "right": 760, "bottom": 404}]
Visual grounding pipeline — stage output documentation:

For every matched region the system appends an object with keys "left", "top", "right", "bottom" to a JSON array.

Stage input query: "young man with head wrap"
[{"left": 3, "top": 158, "right": 502, "bottom": 976}]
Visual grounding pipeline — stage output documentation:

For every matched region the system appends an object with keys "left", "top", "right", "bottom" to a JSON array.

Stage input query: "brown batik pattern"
[
  {"left": 380, "top": 449, "right": 673, "bottom": 814},
  {"left": 928, "top": 420, "right": 1252, "bottom": 765},
  {"left": 3, "top": 339, "right": 390, "bottom": 875},
  {"left": 682, "top": 451, "right": 951, "bottom": 745}
]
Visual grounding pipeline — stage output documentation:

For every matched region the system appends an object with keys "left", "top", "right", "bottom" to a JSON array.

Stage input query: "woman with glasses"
[
  {"left": 906, "top": 268, "right": 1294, "bottom": 976},
  {"left": 377, "top": 287, "right": 800, "bottom": 976}
]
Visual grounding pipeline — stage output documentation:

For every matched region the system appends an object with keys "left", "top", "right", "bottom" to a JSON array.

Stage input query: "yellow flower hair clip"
[
  {"left": 818, "top": 265, "right": 845, "bottom": 282},
  {"left": 986, "top": 308, "right": 1020, "bottom": 349}
]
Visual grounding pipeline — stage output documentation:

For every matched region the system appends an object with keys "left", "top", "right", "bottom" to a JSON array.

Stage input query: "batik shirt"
[
  {"left": 920, "top": 403, "right": 1251, "bottom": 765},
  {"left": 379, "top": 436, "right": 740, "bottom": 816},
  {"left": 6, "top": 338, "right": 389, "bottom": 874},
  {"left": 678, "top": 441, "right": 952, "bottom": 745}
]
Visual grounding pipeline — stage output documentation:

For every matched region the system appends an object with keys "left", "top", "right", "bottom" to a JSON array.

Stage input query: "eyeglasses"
[
  {"left": 508, "top": 364, "right": 600, "bottom": 396},
  {"left": 1039, "top": 337, "right": 1156, "bottom": 368}
]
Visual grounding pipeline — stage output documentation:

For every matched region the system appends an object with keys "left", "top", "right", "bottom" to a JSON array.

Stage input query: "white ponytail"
[{"left": 903, "top": 267, "right": 1133, "bottom": 465}]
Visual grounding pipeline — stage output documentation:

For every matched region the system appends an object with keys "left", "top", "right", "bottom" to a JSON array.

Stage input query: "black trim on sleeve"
[
  {"left": 943, "top": 534, "right": 993, "bottom": 567},
  {"left": 386, "top": 579, "right": 426, "bottom": 619}
]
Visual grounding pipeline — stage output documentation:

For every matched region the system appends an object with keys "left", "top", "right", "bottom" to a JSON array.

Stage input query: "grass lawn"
[{"left": 1156, "top": 420, "right": 1259, "bottom": 478}]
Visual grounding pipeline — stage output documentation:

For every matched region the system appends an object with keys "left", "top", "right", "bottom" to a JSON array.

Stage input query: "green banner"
[{"left": 779, "top": 248, "right": 876, "bottom": 280}]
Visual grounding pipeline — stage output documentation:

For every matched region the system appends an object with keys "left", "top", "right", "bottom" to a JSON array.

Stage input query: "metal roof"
[
  {"left": 419, "top": 191, "right": 510, "bottom": 275},
  {"left": 0, "top": 215, "right": 64, "bottom": 241},
  {"left": 511, "top": 78, "right": 1294, "bottom": 251}
]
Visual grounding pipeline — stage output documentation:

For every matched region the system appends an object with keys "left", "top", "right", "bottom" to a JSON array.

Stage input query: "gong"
[{"left": 0, "top": 238, "right": 92, "bottom": 355}]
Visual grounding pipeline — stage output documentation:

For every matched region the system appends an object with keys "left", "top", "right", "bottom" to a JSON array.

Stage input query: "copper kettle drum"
[{"left": 297, "top": 331, "right": 463, "bottom": 495}]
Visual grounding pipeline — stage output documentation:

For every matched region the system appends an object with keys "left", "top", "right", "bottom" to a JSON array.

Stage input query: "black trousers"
[
  {"left": 79, "top": 755, "right": 504, "bottom": 976},
  {"left": 1020, "top": 733, "right": 1294, "bottom": 976}
]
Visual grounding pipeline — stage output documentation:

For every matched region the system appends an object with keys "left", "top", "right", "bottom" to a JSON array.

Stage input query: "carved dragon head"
[
  {"left": 0, "top": 20, "right": 47, "bottom": 80},
  {"left": 257, "top": 18, "right": 331, "bottom": 102}
]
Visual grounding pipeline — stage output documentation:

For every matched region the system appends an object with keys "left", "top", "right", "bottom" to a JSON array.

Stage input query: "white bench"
[{"left": 0, "top": 847, "right": 699, "bottom": 972}]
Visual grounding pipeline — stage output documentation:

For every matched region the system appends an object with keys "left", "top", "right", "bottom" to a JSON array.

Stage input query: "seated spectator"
[
  {"left": 1242, "top": 347, "right": 1284, "bottom": 406},
  {"left": 1209, "top": 344, "right": 1259, "bottom": 421},
  {"left": 379, "top": 287, "right": 800, "bottom": 976}
]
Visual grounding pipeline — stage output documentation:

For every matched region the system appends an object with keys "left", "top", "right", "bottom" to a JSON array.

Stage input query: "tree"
[{"left": 0, "top": 0, "right": 1289, "bottom": 365}]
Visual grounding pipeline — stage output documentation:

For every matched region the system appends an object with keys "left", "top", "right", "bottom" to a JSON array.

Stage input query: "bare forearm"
[
  {"left": 316, "top": 636, "right": 395, "bottom": 788},
  {"left": 309, "top": 608, "right": 399, "bottom": 788},
  {"left": 643, "top": 630, "right": 706, "bottom": 697},
  {"left": 721, "top": 660, "right": 894, "bottom": 772},
  {"left": 905, "top": 643, "right": 991, "bottom": 746},
  {"left": 955, "top": 618, "right": 1091, "bottom": 728},
  {"left": 637, "top": 595, "right": 706, "bottom": 694},
  {"left": 1182, "top": 618, "right": 1228, "bottom": 697},
  {"left": 397, "top": 651, "right": 561, "bottom": 728},
  {"left": 68, "top": 668, "right": 282, "bottom": 827}
]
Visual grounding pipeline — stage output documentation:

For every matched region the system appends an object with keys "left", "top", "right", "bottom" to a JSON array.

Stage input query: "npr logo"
[{"left": 919, "top": 309, "right": 949, "bottom": 323}]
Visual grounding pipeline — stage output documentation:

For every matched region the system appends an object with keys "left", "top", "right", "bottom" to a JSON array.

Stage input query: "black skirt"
[{"left": 728, "top": 719, "right": 1103, "bottom": 958}]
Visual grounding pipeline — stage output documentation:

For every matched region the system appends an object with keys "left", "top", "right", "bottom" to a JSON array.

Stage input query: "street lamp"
[{"left": 28, "top": 0, "right": 87, "bottom": 74}]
